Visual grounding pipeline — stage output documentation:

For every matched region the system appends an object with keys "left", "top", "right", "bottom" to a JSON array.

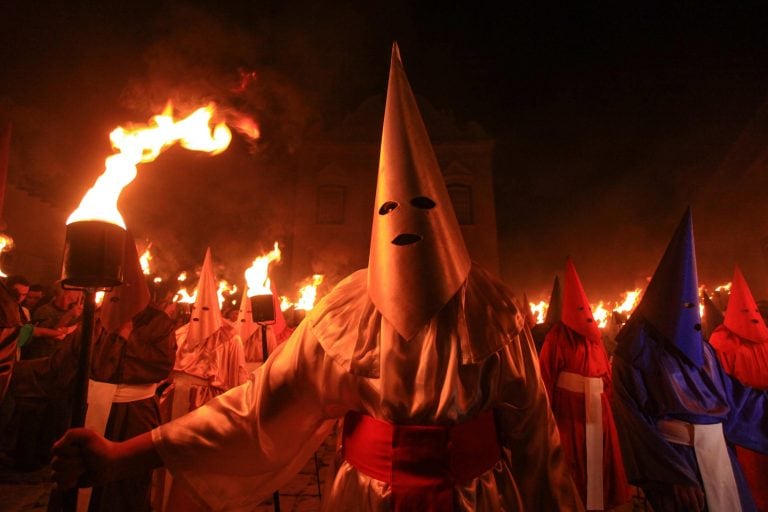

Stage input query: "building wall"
[
  {"left": 289, "top": 138, "right": 499, "bottom": 289},
  {"left": 1, "top": 183, "right": 67, "bottom": 284}
]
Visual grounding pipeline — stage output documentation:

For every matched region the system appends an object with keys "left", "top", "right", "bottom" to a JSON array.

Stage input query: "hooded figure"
[
  {"left": 701, "top": 289, "right": 724, "bottom": 341},
  {"left": 539, "top": 258, "right": 630, "bottom": 510},
  {"left": 164, "top": 248, "right": 247, "bottom": 511},
  {"left": 142, "top": 44, "right": 580, "bottom": 511},
  {"left": 610, "top": 210, "right": 768, "bottom": 512},
  {"left": 530, "top": 275, "right": 562, "bottom": 351},
  {"left": 708, "top": 266, "right": 768, "bottom": 511},
  {"left": 237, "top": 281, "right": 293, "bottom": 370},
  {"left": 85, "top": 233, "right": 176, "bottom": 512}
]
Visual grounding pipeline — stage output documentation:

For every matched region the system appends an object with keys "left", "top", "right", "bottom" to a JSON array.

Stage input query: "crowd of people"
[{"left": 0, "top": 44, "right": 766, "bottom": 512}]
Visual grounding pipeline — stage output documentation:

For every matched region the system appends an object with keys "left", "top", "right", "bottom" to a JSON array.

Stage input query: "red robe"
[
  {"left": 539, "top": 322, "right": 630, "bottom": 510},
  {"left": 709, "top": 326, "right": 768, "bottom": 512}
]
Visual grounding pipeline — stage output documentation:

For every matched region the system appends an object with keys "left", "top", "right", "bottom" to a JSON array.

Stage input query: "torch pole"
[
  {"left": 61, "top": 287, "right": 97, "bottom": 512},
  {"left": 260, "top": 323, "right": 281, "bottom": 512}
]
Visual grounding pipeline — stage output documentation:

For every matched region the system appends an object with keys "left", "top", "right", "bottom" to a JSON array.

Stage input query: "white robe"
[{"left": 152, "top": 266, "right": 581, "bottom": 511}]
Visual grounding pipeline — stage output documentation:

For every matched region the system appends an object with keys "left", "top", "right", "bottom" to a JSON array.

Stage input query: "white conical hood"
[
  {"left": 186, "top": 247, "right": 223, "bottom": 348},
  {"left": 368, "top": 43, "right": 471, "bottom": 341},
  {"left": 235, "top": 287, "right": 257, "bottom": 341}
]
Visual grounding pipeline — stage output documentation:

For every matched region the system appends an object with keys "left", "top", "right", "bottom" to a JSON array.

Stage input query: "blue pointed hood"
[{"left": 634, "top": 209, "right": 704, "bottom": 366}]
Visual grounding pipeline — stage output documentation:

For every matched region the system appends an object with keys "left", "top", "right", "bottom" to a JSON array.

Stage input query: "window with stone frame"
[{"left": 447, "top": 184, "right": 474, "bottom": 225}]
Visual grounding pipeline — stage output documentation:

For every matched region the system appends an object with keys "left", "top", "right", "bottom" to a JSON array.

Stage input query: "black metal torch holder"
[
  {"left": 53, "top": 220, "right": 126, "bottom": 512},
  {"left": 249, "top": 293, "right": 281, "bottom": 512}
]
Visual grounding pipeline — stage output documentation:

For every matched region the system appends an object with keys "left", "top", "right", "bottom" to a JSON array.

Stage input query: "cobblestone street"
[{"left": 0, "top": 432, "right": 336, "bottom": 512}]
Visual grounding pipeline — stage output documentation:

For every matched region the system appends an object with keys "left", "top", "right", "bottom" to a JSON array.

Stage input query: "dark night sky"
[{"left": 3, "top": 1, "right": 768, "bottom": 302}]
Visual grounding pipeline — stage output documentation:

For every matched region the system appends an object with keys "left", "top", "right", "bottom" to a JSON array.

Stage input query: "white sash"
[
  {"left": 557, "top": 371, "right": 604, "bottom": 510},
  {"left": 657, "top": 419, "right": 741, "bottom": 512}
]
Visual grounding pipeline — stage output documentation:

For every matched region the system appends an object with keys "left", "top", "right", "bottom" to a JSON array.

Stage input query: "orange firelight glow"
[
  {"left": 245, "top": 242, "right": 281, "bottom": 297},
  {"left": 529, "top": 301, "right": 548, "bottom": 324},
  {"left": 217, "top": 279, "right": 238, "bottom": 309},
  {"left": 67, "top": 103, "right": 245, "bottom": 228},
  {"left": 139, "top": 243, "right": 152, "bottom": 275},
  {"left": 294, "top": 275, "right": 324, "bottom": 311},
  {"left": 0, "top": 234, "right": 14, "bottom": 278}
]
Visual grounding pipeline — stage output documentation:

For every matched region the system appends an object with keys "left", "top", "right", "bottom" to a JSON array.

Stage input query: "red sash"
[{"left": 342, "top": 409, "right": 500, "bottom": 511}]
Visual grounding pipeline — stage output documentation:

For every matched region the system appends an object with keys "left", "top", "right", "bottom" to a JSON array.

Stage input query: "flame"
[
  {"left": 591, "top": 302, "right": 609, "bottom": 329},
  {"left": 177, "top": 271, "right": 187, "bottom": 282},
  {"left": 614, "top": 288, "right": 642, "bottom": 314},
  {"left": 0, "top": 234, "right": 14, "bottom": 278},
  {"left": 529, "top": 301, "right": 548, "bottom": 324},
  {"left": 280, "top": 296, "right": 292, "bottom": 312},
  {"left": 153, "top": 276, "right": 163, "bottom": 284},
  {"left": 139, "top": 243, "right": 152, "bottom": 275},
  {"left": 699, "top": 303, "right": 705, "bottom": 318},
  {"left": 216, "top": 279, "right": 238, "bottom": 308},
  {"left": 294, "top": 275, "right": 324, "bottom": 311},
  {"left": 245, "top": 242, "right": 281, "bottom": 296},
  {"left": 95, "top": 291, "right": 106, "bottom": 306},
  {"left": 714, "top": 282, "right": 732, "bottom": 294},
  {"left": 173, "top": 287, "right": 197, "bottom": 304},
  {"left": 67, "top": 103, "right": 235, "bottom": 228}
]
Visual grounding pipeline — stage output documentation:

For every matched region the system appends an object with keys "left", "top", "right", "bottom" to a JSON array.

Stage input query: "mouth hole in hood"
[{"left": 392, "top": 233, "right": 423, "bottom": 246}]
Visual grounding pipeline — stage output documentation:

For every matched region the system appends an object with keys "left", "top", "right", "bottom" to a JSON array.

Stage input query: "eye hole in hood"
[
  {"left": 379, "top": 201, "right": 399, "bottom": 215},
  {"left": 410, "top": 196, "right": 436, "bottom": 209}
]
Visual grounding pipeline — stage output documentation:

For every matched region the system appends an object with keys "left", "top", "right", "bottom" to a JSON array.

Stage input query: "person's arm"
[{"left": 51, "top": 430, "right": 162, "bottom": 490}]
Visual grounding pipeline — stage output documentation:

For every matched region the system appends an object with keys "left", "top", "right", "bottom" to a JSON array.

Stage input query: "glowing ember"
[
  {"left": 67, "top": 103, "right": 244, "bottom": 228},
  {"left": 529, "top": 301, "right": 548, "bottom": 324},
  {"left": 153, "top": 276, "right": 163, "bottom": 284},
  {"left": 0, "top": 234, "right": 14, "bottom": 278},
  {"left": 216, "top": 279, "right": 238, "bottom": 308},
  {"left": 245, "top": 242, "right": 281, "bottom": 296},
  {"left": 139, "top": 243, "right": 152, "bottom": 275},
  {"left": 294, "top": 275, "right": 324, "bottom": 311},
  {"left": 177, "top": 272, "right": 187, "bottom": 282}
]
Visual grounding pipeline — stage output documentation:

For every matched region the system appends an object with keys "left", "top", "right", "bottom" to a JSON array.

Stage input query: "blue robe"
[{"left": 611, "top": 319, "right": 768, "bottom": 511}]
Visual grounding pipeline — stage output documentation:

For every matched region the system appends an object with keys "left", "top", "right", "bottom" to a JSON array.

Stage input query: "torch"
[
  {"left": 250, "top": 292, "right": 281, "bottom": 512},
  {"left": 58, "top": 219, "right": 126, "bottom": 512}
]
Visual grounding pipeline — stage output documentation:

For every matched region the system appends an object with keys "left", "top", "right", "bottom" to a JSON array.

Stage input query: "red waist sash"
[{"left": 342, "top": 409, "right": 501, "bottom": 512}]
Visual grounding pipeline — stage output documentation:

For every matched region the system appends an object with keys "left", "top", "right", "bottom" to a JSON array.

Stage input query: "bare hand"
[
  {"left": 51, "top": 428, "right": 117, "bottom": 490},
  {"left": 673, "top": 483, "right": 705, "bottom": 511}
]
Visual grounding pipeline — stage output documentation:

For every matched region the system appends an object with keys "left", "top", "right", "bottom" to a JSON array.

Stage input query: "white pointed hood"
[
  {"left": 235, "top": 287, "right": 257, "bottom": 341},
  {"left": 186, "top": 247, "right": 223, "bottom": 349},
  {"left": 368, "top": 43, "right": 471, "bottom": 341}
]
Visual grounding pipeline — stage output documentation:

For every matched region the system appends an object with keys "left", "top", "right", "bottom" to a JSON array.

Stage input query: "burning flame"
[
  {"left": 174, "top": 288, "right": 196, "bottom": 304},
  {"left": 714, "top": 282, "right": 732, "bottom": 294},
  {"left": 153, "top": 276, "right": 163, "bottom": 284},
  {"left": 0, "top": 234, "right": 14, "bottom": 278},
  {"left": 528, "top": 287, "right": 644, "bottom": 329},
  {"left": 177, "top": 272, "right": 187, "bottom": 282},
  {"left": 245, "top": 242, "right": 281, "bottom": 297},
  {"left": 139, "top": 243, "right": 152, "bottom": 275},
  {"left": 280, "top": 296, "right": 292, "bottom": 312},
  {"left": 217, "top": 279, "right": 238, "bottom": 308},
  {"left": 95, "top": 291, "right": 106, "bottom": 306},
  {"left": 614, "top": 288, "right": 642, "bottom": 314},
  {"left": 529, "top": 301, "right": 548, "bottom": 324},
  {"left": 294, "top": 275, "right": 324, "bottom": 311},
  {"left": 591, "top": 302, "right": 609, "bottom": 329},
  {"left": 67, "top": 103, "right": 236, "bottom": 228}
]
